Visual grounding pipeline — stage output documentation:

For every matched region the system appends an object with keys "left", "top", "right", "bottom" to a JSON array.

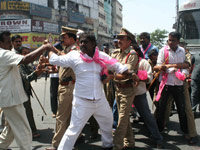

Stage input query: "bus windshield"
[{"left": 178, "top": 10, "right": 200, "bottom": 45}]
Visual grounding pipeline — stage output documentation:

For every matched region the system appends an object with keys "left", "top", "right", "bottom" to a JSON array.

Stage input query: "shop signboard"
[
  {"left": 0, "top": 19, "right": 31, "bottom": 33},
  {"left": 30, "top": 3, "right": 52, "bottom": 19},
  {"left": 32, "top": 20, "right": 59, "bottom": 34},
  {"left": 68, "top": 11, "right": 85, "bottom": 24},
  {"left": 11, "top": 33, "right": 59, "bottom": 49},
  {"left": 0, "top": 12, "right": 28, "bottom": 20},
  {"left": 0, "top": 1, "right": 29, "bottom": 11}
]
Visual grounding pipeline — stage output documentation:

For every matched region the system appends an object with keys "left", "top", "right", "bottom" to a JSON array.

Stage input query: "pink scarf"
[
  {"left": 80, "top": 47, "right": 118, "bottom": 75},
  {"left": 141, "top": 43, "right": 152, "bottom": 58},
  {"left": 156, "top": 46, "right": 169, "bottom": 101},
  {"left": 175, "top": 69, "right": 186, "bottom": 81}
]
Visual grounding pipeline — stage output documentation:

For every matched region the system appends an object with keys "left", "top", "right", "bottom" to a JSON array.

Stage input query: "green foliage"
[{"left": 150, "top": 29, "right": 168, "bottom": 49}]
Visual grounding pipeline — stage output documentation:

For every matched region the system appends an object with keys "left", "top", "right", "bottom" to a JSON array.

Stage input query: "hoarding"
[
  {"left": 0, "top": 19, "right": 31, "bottom": 33},
  {"left": 32, "top": 20, "right": 59, "bottom": 34},
  {"left": 11, "top": 33, "right": 59, "bottom": 49},
  {"left": 0, "top": 1, "right": 30, "bottom": 11}
]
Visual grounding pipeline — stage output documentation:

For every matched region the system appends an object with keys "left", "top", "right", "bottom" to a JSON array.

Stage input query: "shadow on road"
[{"left": 33, "top": 128, "right": 54, "bottom": 144}]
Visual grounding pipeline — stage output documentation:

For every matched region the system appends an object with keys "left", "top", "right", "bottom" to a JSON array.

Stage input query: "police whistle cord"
[
  {"left": 30, "top": 85, "right": 47, "bottom": 116},
  {"left": 42, "top": 71, "right": 48, "bottom": 121}
]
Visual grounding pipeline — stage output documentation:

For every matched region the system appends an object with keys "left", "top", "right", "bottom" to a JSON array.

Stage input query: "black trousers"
[
  {"left": 156, "top": 85, "right": 188, "bottom": 134},
  {"left": 24, "top": 98, "right": 37, "bottom": 133},
  {"left": 50, "top": 78, "right": 59, "bottom": 115}
]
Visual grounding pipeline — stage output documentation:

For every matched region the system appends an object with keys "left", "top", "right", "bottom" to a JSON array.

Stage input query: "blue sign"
[
  {"left": 68, "top": 11, "right": 85, "bottom": 24},
  {"left": 30, "top": 3, "right": 51, "bottom": 19}
]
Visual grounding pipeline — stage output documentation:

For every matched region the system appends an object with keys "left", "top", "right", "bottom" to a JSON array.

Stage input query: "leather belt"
[
  {"left": 60, "top": 80, "right": 75, "bottom": 86},
  {"left": 85, "top": 98, "right": 96, "bottom": 101}
]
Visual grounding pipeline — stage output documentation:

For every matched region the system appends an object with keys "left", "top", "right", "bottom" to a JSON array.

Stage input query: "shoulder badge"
[
  {"left": 71, "top": 45, "right": 77, "bottom": 50},
  {"left": 112, "top": 48, "right": 120, "bottom": 54},
  {"left": 129, "top": 49, "right": 136, "bottom": 55}
]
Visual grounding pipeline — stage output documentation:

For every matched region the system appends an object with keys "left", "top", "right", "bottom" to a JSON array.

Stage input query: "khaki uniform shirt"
[
  {"left": 111, "top": 47, "right": 138, "bottom": 84},
  {"left": 185, "top": 51, "right": 192, "bottom": 66},
  {"left": 59, "top": 43, "right": 79, "bottom": 84}
]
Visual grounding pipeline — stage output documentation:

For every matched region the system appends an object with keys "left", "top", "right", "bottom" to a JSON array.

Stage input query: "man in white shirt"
[
  {"left": 48, "top": 33, "right": 136, "bottom": 150},
  {"left": 0, "top": 31, "right": 52, "bottom": 150},
  {"left": 154, "top": 32, "right": 189, "bottom": 136}
]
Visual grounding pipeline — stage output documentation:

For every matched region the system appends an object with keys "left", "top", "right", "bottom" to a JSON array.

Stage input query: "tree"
[{"left": 150, "top": 29, "right": 168, "bottom": 49}]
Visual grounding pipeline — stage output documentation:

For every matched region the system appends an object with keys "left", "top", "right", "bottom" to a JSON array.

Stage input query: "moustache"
[{"left": 80, "top": 46, "right": 86, "bottom": 50}]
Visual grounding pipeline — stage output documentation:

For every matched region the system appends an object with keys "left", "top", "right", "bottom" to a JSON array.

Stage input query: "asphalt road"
[{"left": 9, "top": 78, "right": 200, "bottom": 150}]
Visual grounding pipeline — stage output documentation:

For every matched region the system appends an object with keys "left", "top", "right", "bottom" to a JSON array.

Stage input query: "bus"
[{"left": 176, "top": 0, "right": 200, "bottom": 53}]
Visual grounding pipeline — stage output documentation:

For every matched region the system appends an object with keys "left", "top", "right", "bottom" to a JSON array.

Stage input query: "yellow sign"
[
  {"left": 0, "top": 2, "right": 7, "bottom": 10},
  {"left": 12, "top": 33, "right": 59, "bottom": 49},
  {"left": 7, "top": 1, "right": 30, "bottom": 11}
]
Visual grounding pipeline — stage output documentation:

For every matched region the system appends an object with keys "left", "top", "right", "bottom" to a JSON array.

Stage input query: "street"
[{"left": 9, "top": 78, "right": 200, "bottom": 150}]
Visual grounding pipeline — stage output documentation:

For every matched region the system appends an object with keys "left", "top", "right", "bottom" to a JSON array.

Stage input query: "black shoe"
[
  {"left": 75, "top": 135, "right": 85, "bottom": 145},
  {"left": 122, "top": 146, "right": 134, "bottom": 150},
  {"left": 188, "top": 136, "right": 198, "bottom": 145},
  {"left": 90, "top": 133, "right": 98, "bottom": 139},
  {"left": 138, "top": 117, "right": 144, "bottom": 122},
  {"left": 156, "top": 143, "right": 164, "bottom": 149},
  {"left": 102, "top": 147, "right": 113, "bottom": 150}
]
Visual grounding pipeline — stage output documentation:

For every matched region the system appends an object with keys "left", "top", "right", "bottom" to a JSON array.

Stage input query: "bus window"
[{"left": 178, "top": 10, "right": 200, "bottom": 44}]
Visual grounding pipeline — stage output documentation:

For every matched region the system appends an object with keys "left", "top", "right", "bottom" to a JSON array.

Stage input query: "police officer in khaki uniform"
[
  {"left": 112, "top": 28, "right": 139, "bottom": 150},
  {"left": 46, "top": 26, "right": 79, "bottom": 150}
]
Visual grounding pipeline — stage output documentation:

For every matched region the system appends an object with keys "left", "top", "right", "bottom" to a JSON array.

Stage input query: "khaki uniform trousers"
[
  {"left": 52, "top": 83, "right": 74, "bottom": 148},
  {"left": 0, "top": 104, "right": 32, "bottom": 150},
  {"left": 114, "top": 86, "right": 135, "bottom": 150},
  {"left": 165, "top": 81, "right": 197, "bottom": 137}
]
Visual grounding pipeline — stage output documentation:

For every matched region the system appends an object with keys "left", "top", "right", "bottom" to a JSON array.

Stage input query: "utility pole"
[
  {"left": 176, "top": 0, "right": 179, "bottom": 22},
  {"left": 58, "top": 0, "right": 64, "bottom": 33}
]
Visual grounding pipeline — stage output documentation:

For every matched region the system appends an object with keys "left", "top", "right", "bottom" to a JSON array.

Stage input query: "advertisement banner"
[
  {"left": 7, "top": 1, "right": 30, "bottom": 11},
  {"left": 0, "top": 19, "right": 31, "bottom": 33},
  {"left": 11, "top": 33, "right": 59, "bottom": 49},
  {"left": 0, "top": 2, "right": 6, "bottom": 10},
  {"left": 43, "top": 22, "right": 59, "bottom": 34},
  {"left": 0, "top": 1, "right": 29, "bottom": 11},
  {"left": 31, "top": 20, "right": 43, "bottom": 32},
  {"left": 32, "top": 20, "right": 59, "bottom": 34}
]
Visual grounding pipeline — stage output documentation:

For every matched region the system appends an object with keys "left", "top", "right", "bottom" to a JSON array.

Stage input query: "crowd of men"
[{"left": 0, "top": 25, "right": 200, "bottom": 150}]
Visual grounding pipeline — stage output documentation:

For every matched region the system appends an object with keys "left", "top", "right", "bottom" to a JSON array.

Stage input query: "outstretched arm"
[{"left": 20, "top": 43, "right": 52, "bottom": 65}]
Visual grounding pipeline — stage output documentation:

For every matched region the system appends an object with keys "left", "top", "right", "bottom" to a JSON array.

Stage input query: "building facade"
[
  {"left": 112, "top": 0, "right": 123, "bottom": 35},
  {"left": 0, "top": 0, "right": 122, "bottom": 49}
]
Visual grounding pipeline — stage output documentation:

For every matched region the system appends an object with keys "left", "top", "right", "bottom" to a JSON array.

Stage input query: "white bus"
[{"left": 177, "top": 0, "right": 200, "bottom": 53}]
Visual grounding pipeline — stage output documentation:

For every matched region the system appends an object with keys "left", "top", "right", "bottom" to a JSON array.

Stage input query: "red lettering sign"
[
  {"left": 32, "top": 36, "right": 46, "bottom": 42},
  {"left": 184, "top": 2, "right": 196, "bottom": 9},
  {"left": 22, "top": 36, "right": 28, "bottom": 42}
]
